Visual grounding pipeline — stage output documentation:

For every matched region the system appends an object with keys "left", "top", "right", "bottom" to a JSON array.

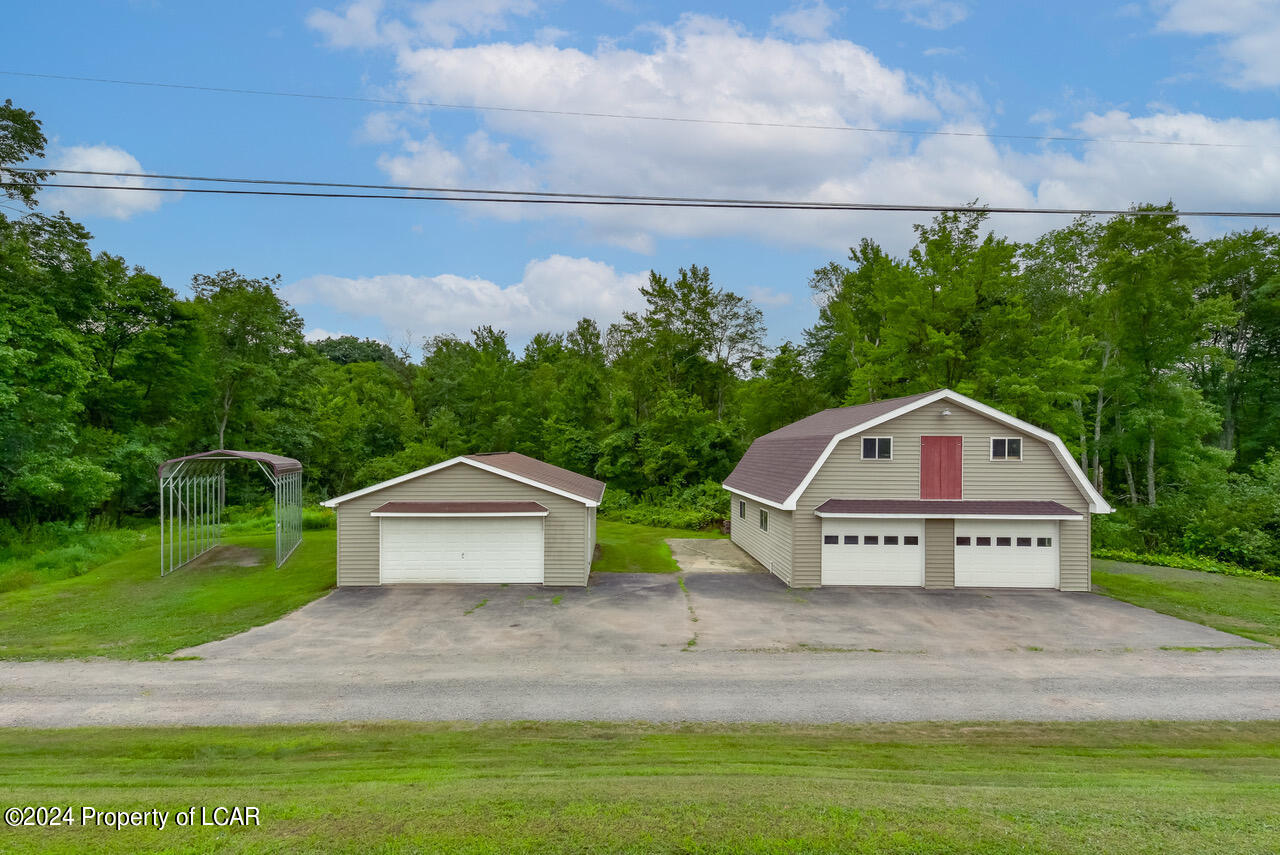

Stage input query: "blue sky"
[{"left": 6, "top": 0, "right": 1279, "bottom": 352}]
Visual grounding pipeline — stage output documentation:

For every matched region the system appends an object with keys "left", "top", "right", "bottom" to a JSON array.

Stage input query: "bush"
[
  {"left": 0, "top": 520, "right": 146, "bottom": 593},
  {"left": 1093, "top": 547, "right": 1278, "bottom": 581},
  {"left": 600, "top": 480, "right": 729, "bottom": 530}
]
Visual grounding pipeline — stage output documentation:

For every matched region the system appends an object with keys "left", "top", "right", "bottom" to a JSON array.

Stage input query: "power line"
[
  {"left": 0, "top": 69, "right": 1257, "bottom": 150},
  {"left": 13, "top": 180, "right": 1280, "bottom": 218}
]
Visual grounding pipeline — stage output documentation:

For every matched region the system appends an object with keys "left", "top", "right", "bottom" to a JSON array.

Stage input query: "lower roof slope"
[{"left": 723, "top": 391, "right": 937, "bottom": 505}]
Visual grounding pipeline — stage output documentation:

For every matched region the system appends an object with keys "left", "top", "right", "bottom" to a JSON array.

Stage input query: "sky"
[{"left": 6, "top": 0, "right": 1280, "bottom": 352}]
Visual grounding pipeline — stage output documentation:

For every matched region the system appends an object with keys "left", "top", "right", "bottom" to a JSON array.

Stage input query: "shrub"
[
  {"left": 599, "top": 480, "right": 729, "bottom": 530},
  {"left": 1093, "top": 547, "right": 1278, "bottom": 581},
  {"left": 0, "top": 521, "right": 146, "bottom": 593}
]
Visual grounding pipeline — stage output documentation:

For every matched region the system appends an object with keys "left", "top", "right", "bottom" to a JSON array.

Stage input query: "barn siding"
[
  {"left": 793, "top": 405, "right": 1091, "bottom": 589},
  {"left": 924, "top": 518, "right": 955, "bottom": 588},
  {"left": 334, "top": 462, "right": 589, "bottom": 587},
  {"left": 727, "top": 491, "right": 793, "bottom": 585}
]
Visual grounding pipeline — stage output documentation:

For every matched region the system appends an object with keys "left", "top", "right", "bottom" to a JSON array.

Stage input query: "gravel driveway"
[{"left": 1, "top": 569, "right": 1276, "bottom": 726}]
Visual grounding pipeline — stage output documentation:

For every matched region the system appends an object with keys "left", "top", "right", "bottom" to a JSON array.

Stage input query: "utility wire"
[
  {"left": 13, "top": 180, "right": 1280, "bottom": 218},
  {"left": 0, "top": 69, "right": 1256, "bottom": 150}
]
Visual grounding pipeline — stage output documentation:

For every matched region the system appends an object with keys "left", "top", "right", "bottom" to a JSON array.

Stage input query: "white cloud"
[
  {"left": 308, "top": 0, "right": 538, "bottom": 48},
  {"left": 922, "top": 45, "right": 963, "bottom": 56},
  {"left": 747, "top": 286, "right": 792, "bottom": 306},
  {"left": 1155, "top": 0, "right": 1280, "bottom": 88},
  {"left": 313, "top": 7, "right": 1280, "bottom": 253},
  {"left": 42, "top": 145, "right": 167, "bottom": 220},
  {"left": 283, "top": 255, "right": 649, "bottom": 343},
  {"left": 304, "top": 327, "right": 352, "bottom": 342},
  {"left": 371, "top": 14, "right": 943, "bottom": 249},
  {"left": 770, "top": 1, "right": 841, "bottom": 40},
  {"left": 878, "top": 0, "right": 969, "bottom": 30},
  {"left": 306, "top": 0, "right": 390, "bottom": 48}
]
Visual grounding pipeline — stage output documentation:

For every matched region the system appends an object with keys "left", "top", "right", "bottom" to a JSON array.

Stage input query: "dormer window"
[
  {"left": 861, "top": 436, "right": 892, "bottom": 460},
  {"left": 990, "top": 437, "right": 1022, "bottom": 461}
]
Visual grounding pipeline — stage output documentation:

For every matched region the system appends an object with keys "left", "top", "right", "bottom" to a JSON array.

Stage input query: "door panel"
[
  {"left": 921, "top": 435, "right": 963, "bottom": 499},
  {"left": 821, "top": 519, "right": 924, "bottom": 586},
  {"left": 954, "top": 520, "right": 1058, "bottom": 588},
  {"left": 380, "top": 516, "right": 544, "bottom": 583}
]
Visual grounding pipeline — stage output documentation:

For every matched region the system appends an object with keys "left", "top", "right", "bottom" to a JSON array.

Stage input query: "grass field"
[
  {"left": 1, "top": 721, "right": 1277, "bottom": 854},
  {"left": 593, "top": 519, "right": 726, "bottom": 573},
  {"left": 1093, "top": 559, "right": 1280, "bottom": 647},
  {"left": 0, "top": 530, "right": 336, "bottom": 660}
]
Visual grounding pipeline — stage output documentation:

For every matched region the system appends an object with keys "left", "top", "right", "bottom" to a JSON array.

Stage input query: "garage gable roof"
[
  {"left": 723, "top": 389, "right": 1111, "bottom": 514},
  {"left": 322, "top": 452, "right": 604, "bottom": 508}
]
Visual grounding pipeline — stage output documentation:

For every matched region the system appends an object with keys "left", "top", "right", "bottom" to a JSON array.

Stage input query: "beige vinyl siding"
[
  {"left": 585, "top": 505, "right": 597, "bottom": 571},
  {"left": 924, "top": 518, "right": 955, "bottom": 588},
  {"left": 793, "top": 404, "right": 1091, "bottom": 589},
  {"left": 728, "top": 491, "right": 793, "bottom": 585},
  {"left": 335, "top": 462, "right": 589, "bottom": 587}
]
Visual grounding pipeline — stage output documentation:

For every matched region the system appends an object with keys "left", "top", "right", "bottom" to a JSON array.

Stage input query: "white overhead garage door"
[
  {"left": 379, "top": 516, "right": 544, "bottom": 583},
  {"left": 821, "top": 519, "right": 924, "bottom": 586},
  {"left": 954, "top": 520, "right": 1058, "bottom": 588}
]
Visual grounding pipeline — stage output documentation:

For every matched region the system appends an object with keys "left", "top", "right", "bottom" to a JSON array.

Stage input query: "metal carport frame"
[{"left": 158, "top": 450, "right": 303, "bottom": 576}]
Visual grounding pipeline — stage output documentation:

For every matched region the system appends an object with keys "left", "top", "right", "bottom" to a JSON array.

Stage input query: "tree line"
[{"left": 3, "top": 100, "right": 1279, "bottom": 571}]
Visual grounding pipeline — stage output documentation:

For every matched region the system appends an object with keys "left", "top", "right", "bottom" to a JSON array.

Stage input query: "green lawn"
[
  {"left": 1093, "top": 559, "right": 1280, "bottom": 647},
  {"left": 1, "top": 721, "right": 1278, "bottom": 854},
  {"left": 0, "top": 530, "right": 336, "bottom": 660},
  {"left": 592, "top": 519, "right": 725, "bottom": 573}
]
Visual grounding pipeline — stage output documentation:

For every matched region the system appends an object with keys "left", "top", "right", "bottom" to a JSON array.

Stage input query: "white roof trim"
[
  {"left": 721, "top": 485, "right": 788, "bottom": 510},
  {"left": 815, "top": 511, "right": 1083, "bottom": 521},
  {"left": 371, "top": 510, "right": 549, "bottom": 518},
  {"left": 322, "top": 456, "right": 599, "bottom": 508},
  {"left": 781, "top": 389, "right": 1113, "bottom": 514}
]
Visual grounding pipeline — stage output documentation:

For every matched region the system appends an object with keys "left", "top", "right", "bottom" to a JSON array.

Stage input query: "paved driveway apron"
[{"left": 2, "top": 547, "right": 1277, "bottom": 726}]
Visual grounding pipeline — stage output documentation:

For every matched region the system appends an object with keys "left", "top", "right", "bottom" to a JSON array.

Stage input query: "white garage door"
[
  {"left": 821, "top": 519, "right": 924, "bottom": 586},
  {"left": 379, "top": 516, "right": 544, "bottom": 583},
  {"left": 954, "top": 520, "right": 1058, "bottom": 588}
]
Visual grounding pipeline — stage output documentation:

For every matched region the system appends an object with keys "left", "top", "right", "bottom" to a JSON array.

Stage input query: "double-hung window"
[{"left": 759, "top": 509, "right": 768, "bottom": 531}]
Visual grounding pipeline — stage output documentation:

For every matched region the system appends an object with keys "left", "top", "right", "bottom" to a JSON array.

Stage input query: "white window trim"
[
  {"left": 759, "top": 509, "right": 769, "bottom": 531},
  {"left": 990, "top": 436, "right": 1023, "bottom": 461},
  {"left": 861, "top": 435, "right": 894, "bottom": 461},
  {"left": 773, "top": 390, "right": 1112, "bottom": 513},
  {"left": 739, "top": 500, "right": 746, "bottom": 519}
]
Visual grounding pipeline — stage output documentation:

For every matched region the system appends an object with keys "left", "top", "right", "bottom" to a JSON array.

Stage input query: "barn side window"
[
  {"left": 759, "top": 509, "right": 768, "bottom": 531},
  {"left": 991, "top": 437, "right": 1022, "bottom": 460},
  {"left": 739, "top": 500, "right": 745, "bottom": 519},
  {"left": 861, "top": 436, "right": 893, "bottom": 460}
]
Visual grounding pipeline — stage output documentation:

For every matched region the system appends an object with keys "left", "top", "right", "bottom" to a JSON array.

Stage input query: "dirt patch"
[
  {"left": 667, "top": 539, "right": 764, "bottom": 574},
  {"left": 180, "top": 545, "right": 265, "bottom": 571}
]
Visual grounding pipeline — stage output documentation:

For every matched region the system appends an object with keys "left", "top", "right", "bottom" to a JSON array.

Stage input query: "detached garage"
[{"left": 322, "top": 453, "right": 605, "bottom": 587}]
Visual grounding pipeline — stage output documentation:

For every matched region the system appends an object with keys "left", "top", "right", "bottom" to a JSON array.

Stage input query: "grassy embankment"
[{"left": 1, "top": 721, "right": 1278, "bottom": 854}]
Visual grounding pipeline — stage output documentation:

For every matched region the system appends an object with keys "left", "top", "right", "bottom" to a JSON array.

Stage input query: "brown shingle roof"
[
  {"left": 813, "top": 499, "right": 1082, "bottom": 517},
  {"left": 466, "top": 452, "right": 606, "bottom": 503},
  {"left": 370, "top": 501, "right": 548, "bottom": 515},
  {"left": 722, "top": 391, "right": 939, "bottom": 504}
]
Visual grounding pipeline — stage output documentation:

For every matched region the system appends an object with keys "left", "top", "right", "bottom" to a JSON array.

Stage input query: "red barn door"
[{"left": 920, "top": 436, "right": 962, "bottom": 499}]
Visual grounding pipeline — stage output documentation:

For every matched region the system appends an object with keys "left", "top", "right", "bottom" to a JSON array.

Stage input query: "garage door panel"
[
  {"left": 954, "top": 520, "right": 1057, "bottom": 588},
  {"left": 380, "top": 517, "right": 544, "bottom": 583},
  {"left": 821, "top": 519, "right": 924, "bottom": 586}
]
